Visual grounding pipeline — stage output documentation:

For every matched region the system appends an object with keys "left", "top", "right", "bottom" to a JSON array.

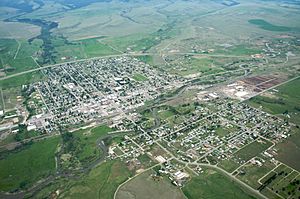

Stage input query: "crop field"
[
  {"left": 116, "top": 170, "right": 185, "bottom": 199},
  {"left": 0, "top": 136, "right": 60, "bottom": 192},
  {"left": 248, "top": 77, "right": 300, "bottom": 126},
  {"left": 182, "top": 168, "right": 256, "bottom": 199}
]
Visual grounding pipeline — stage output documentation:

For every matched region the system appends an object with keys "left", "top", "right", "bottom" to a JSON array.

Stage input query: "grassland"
[
  {"left": 248, "top": 19, "right": 292, "bottom": 32},
  {"left": 0, "top": 136, "right": 60, "bottom": 192},
  {"left": 116, "top": 170, "right": 185, "bottom": 199},
  {"left": 0, "top": 38, "right": 41, "bottom": 74},
  {"left": 234, "top": 139, "right": 272, "bottom": 162},
  {"left": 0, "top": 71, "right": 43, "bottom": 88},
  {"left": 60, "top": 125, "right": 114, "bottom": 170},
  {"left": 182, "top": 169, "right": 256, "bottom": 199},
  {"left": 34, "top": 160, "right": 132, "bottom": 199},
  {"left": 248, "top": 77, "right": 300, "bottom": 126},
  {"left": 275, "top": 130, "right": 300, "bottom": 171},
  {"left": 237, "top": 157, "right": 277, "bottom": 189}
]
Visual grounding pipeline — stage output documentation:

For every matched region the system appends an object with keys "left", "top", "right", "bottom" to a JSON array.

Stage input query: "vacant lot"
[
  {"left": 182, "top": 169, "right": 256, "bottom": 199},
  {"left": 275, "top": 130, "right": 300, "bottom": 171},
  {"left": 234, "top": 139, "right": 272, "bottom": 162},
  {"left": 116, "top": 170, "right": 185, "bottom": 199}
]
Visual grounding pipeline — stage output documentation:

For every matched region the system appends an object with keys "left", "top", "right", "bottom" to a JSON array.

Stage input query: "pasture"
[{"left": 0, "top": 136, "right": 60, "bottom": 192}]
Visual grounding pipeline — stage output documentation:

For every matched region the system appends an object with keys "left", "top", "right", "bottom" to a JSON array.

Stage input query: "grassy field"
[
  {"left": 219, "top": 159, "right": 240, "bottom": 173},
  {"left": 116, "top": 170, "right": 185, "bottom": 199},
  {"left": 182, "top": 169, "right": 256, "bottom": 199},
  {"left": 0, "top": 71, "right": 43, "bottom": 88},
  {"left": 132, "top": 73, "right": 148, "bottom": 81},
  {"left": 0, "top": 38, "right": 41, "bottom": 74},
  {"left": 248, "top": 19, "right": 292, "bottom": 32},
  {"left": 60, "top": 125, "right": 114, "bottom": 170},
  {"left": 275, "top": 130, "right": 300, "bottom": 171},
  {"left": 234, "top": 139, "right": 272, "bottom": 162},
  {"left": 248, "top": 77, "right": 300, "bottom": 126},
  {"left": 237, "top": 158, "right": 277, "bottom": 189},
  {"left": 34, "top": 160, "right": 132, "bottom": 199},
  {"left": 0, "top": 136, "right": 60, "bottom": 192}
]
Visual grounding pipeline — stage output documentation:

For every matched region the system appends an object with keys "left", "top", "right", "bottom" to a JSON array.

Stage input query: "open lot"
[
  {"left": 116, "top": 170, "right": 185, "bottom": 199},
  {"left": 274, "top": 130, "right": 300, "bottom": 171},
  {"left": 248, "top": 77, "right": 300, "bottom": 126},
  {"left": 182, "top": 168, "right": 256, "bottom": 199}
]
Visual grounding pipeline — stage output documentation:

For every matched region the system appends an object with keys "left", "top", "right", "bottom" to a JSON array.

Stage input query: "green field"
[
  {"left": 60, "top": 125, "right": 114, "bottom": 170},
  {"left": 0, "top": 71, "right": 43, "bottom": 88},
  {"left": 132, "top": 73, "right": 148, "bottom": 81},
  {"left": 34, "top": 160, "right": 132, "bottom": 199},
  {"left": 116, "top": 170, "right": 185, "bottom": 199},
  {"left": 275, "top": 130, "right": 300, "bottom": 171},
  {"left": 237, "top": 158, "right": 277, "bottom": 189},
  {"left": 182, "top": 169, "right": 256, "bottom": 199},
  {"left": 248, "top": 78, "right": 300, "bottom": 126},
  {"left": 234, "top": 139, "right": 272, "bottom": 162},
  {"left": 0, "top": 38, "right": 41, "bottom": 74},
  {"left": 0, "top": 137, "right": 60, "bottom": 192},
  {"left": 248, "top": 19, "right": 292, "bottom": 32}
]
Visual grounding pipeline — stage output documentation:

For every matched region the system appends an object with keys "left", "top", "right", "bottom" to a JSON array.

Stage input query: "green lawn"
[
  {"left": 0, "top": 137, "right": 60, "bottom": 192},
  {"left": 132, "top": 73, "right": 148, "bottom": 81},
  {"left": 219, "top": 159, "right": 240, "bottom": 173},
  {"left": 183, "top": 169, "right": 256, "bottom": 199},
  {"left": 136, "top": 55, "right": 154, "bottom": 65}
]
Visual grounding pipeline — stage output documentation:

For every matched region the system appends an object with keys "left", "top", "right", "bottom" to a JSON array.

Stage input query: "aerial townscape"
[{"left": 0, "top": 0, "right": 300, "bottom": 199}]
